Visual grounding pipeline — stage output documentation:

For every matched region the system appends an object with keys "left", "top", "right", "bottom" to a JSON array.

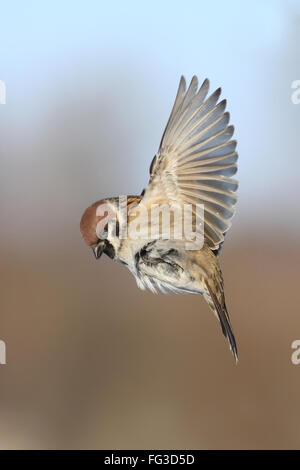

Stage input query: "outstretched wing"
[{"left": 142, "top": 76, "right": 238, "bottom": 251}]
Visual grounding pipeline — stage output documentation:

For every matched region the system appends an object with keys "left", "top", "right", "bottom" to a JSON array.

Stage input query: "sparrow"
[{"left": 80, "top": 76, "right": 238, "bottom": 361}]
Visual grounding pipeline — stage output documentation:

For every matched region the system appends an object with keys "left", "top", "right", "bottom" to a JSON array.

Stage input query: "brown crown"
[{"left": 80, "top": 200, "right": 108, "bottom": 247}]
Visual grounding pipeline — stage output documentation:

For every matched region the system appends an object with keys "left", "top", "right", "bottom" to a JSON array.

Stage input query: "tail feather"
[{"left": 205, "top": 281, "right": 238, "bottom": 362}]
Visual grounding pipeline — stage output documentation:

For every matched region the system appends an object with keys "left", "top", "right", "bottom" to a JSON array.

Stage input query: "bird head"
[{"left": 80, "top": 199, "right": 117, "bottom": 260}]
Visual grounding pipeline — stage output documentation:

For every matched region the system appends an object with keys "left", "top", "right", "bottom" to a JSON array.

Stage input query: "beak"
[{"left": 92, "top": 240, "right": 105, "bottom": 259}]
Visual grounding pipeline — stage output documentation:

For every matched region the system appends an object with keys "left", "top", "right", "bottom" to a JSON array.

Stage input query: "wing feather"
[{"left": 142, "top": 76, "right": 238, "bottom": 251}]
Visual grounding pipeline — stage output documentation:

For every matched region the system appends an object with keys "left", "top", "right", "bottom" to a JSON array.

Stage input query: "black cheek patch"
[{"left": 104, "top": 241, "right": 115, "bottom": 259}]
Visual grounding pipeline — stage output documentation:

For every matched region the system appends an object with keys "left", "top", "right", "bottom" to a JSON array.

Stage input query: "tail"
[{"left": 204, "top": 279, "right": 238, "bottom": 363}]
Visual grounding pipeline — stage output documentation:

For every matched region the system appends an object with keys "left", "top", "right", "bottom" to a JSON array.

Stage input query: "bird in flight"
[{"left": 80, "top": 76, "right": 238, "bottom": 361}]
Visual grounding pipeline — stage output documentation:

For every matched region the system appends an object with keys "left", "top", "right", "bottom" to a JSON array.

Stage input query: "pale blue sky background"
[{"left": 0, "top": 0, "right": 300, "bottom": 244}]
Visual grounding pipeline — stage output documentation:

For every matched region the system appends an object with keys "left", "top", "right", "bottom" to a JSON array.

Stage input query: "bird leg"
[{"left": 138, "top": 245, "right": 184, "bottom": 274}]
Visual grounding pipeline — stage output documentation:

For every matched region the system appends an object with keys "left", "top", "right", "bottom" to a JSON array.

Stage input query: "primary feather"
[{"left": 142, "top": 76, "right": 238, "bottom": 251}]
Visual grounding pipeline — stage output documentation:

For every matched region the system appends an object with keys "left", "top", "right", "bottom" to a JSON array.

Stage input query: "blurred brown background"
[{"left": 0, "top": 0, "right": 300, "bottom": 449}]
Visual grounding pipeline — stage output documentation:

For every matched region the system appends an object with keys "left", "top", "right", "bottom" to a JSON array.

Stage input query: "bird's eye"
[
  {"left": 100, "top": 221, "right": 119, "bottom": 238},
  {"left": 115, "top": 221, "right": 119, "bottom": 237}
]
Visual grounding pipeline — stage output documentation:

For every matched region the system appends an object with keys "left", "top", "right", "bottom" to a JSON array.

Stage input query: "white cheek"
[{"left": 96, "top": 201, "right": 117, "bottom": 239}]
